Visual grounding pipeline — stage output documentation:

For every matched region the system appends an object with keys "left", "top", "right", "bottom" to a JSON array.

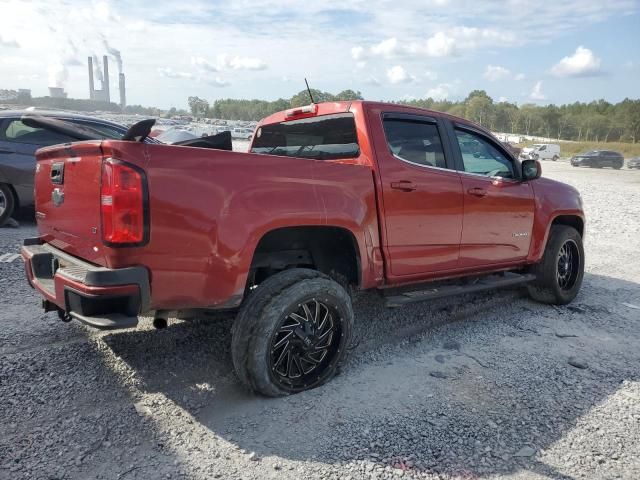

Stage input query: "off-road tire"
[
  {"left": 231, "top": 268, "right": 353, "bottom": 397},
  {"left": 527, "top": 225, "right": 584, "bottom": 305},
  {"left": 0, "top": 184, "right": 16, "bottom": 227}
]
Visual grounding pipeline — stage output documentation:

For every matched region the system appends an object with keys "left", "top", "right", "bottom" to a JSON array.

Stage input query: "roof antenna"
[{"left": 305, "top": 78, "right": 315, "bottom": 104}]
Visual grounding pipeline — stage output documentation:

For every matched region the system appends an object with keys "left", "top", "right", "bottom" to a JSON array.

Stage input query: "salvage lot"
[{"left": 1, "top": 162, "right": 639, "bottom": 480}]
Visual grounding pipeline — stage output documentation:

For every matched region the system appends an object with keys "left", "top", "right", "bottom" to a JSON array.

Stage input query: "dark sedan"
[
  {"left": 570, "top": 150, "right": 624, "bottom": 169},
  {"left": 627, "top": 157, "right": 640, "bottom": 169},
  {"left": 0, "top": 110, "right": 132, "bottom": 226}
]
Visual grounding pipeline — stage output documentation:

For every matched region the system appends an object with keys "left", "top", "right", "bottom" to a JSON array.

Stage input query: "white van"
[{"left": 520, "top": 143, "right": 560, "bottom": 161}]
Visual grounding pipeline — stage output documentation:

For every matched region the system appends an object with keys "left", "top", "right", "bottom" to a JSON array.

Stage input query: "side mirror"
[{"left": 522, "top": 159, "right": 542, "bottom": 181}]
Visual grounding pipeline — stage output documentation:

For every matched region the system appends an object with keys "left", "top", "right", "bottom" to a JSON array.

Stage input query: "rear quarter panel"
[{"left": 103, "top": 141, "right": 381, "bottom": 310}]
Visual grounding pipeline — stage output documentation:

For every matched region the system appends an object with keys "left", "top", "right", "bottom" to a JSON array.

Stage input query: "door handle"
[
  {"left": 467, "top": 187, "right": 488, "bottom": 197},
  {"left": 390, "top": 181, "right": 417, "bottom": 192},
  {"left": 0, "top": 147, "right": 14, "bottom": 154}
]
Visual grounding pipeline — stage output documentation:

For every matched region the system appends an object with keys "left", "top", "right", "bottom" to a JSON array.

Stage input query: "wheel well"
[
  {"left": 552, "top": 215, "right": 584, "bottom": 237},
  {"left": 249, "top": 226, "right": 361, "bottom": 290}
]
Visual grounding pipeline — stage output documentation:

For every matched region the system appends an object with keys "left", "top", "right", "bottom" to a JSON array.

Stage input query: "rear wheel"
[
  {"left": 527, "top": 225, "right": 584, "bottom": 305},
  {"left": 231, "top": 268, "right": 353, "bottom": 397},
  {"left": 0, "top": 184, "right": 16, "bottom": 227},
  {"left": 552, "top": 155, "right": 559, "bottom": 162},
  {"left": 614, "top": 161, "right": 623, "bottom": 170}
]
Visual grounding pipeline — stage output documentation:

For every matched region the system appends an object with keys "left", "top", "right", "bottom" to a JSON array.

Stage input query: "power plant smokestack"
[
  {"left": 103, "top": 55, "right": 110, "bottom": 103},
  {"left": 88, "top": 56, "right": 95, "bottom": 100},
  {"left": 119, "top": 73, "right": 126, "bottom": 109}
]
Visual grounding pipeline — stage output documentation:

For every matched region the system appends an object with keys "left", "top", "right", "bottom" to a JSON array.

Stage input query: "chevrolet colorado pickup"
[{"left": 22, "top": 101, "right": 585, "bottom": 396}]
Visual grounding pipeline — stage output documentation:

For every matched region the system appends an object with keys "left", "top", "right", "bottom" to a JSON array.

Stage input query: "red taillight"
[{"left": 100, "top": 158, "right": 147, "bottom": 246}]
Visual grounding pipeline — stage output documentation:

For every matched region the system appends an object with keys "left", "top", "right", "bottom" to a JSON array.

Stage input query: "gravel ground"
[{"left": 1, "top": 161, "right": 639, "bottom": 480}]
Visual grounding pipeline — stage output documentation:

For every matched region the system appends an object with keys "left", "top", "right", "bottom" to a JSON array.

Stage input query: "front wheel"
[
  {"left": 527, "top": 225, "right": 584, "bottom": 305},
  {"left": 231, "top": 269, "right": 353, "bottom": 397}
]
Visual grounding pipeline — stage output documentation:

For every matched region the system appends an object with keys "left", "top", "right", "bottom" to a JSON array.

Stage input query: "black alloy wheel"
[
  {"left": 231, "top": 268, "right": 353, "bottom": 397},
  {"left": 269, "top": 299, "right": 342, "bottom": 390},
  {"left": 556, "top": 239, "right": 580, "bottom": 291}
]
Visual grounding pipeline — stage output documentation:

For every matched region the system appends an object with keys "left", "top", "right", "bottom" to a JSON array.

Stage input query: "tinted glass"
[
  {"left": 73, "top": 121, "right": 125, "bottom": 139},
  {"left": 382, "top": 119, "right": 447, "bottom": 169},
  {"left": 3, "top": 119, "right": 71, "bottom": 146},
  {"left": 251, "top": 113, "right": 359, "bottom": 160},
  {"left": 455, "top": 129, "right": 515, "bottom": 178}
]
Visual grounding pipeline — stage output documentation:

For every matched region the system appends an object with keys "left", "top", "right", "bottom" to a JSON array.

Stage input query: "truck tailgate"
[{"left": 35, "top": 141, "right": 108, "bottom": 265}]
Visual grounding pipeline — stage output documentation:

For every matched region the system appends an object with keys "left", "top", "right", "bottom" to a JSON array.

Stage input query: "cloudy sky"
[{"left": 1, "top": 0, "right": 638, "bottom": 109}]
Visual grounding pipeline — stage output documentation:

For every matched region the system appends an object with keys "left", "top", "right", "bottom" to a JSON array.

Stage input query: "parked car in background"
[
  {"left": 520, "top": 143, "right": 560, "bottom": 161},
  {"left": 501, "top": 142, "right": 522, "bottom": 158},
  {"left": 627, "top": 157, "right": 640, "bottom": 169},
  {"left": 570, "top": 150, "right": 624, "bottom": 169},
  {"left": 232, "top": 127, "right": 254, "bottom": 140},
  {"left": 0, "top": 110, "right": 137, "bottom": 226}
]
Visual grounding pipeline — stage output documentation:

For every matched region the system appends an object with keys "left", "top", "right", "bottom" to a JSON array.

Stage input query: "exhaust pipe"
[
  {"left": 57, "top": 309, "right": 72, "bottom": 323},
  {"left": 153, "top": 317, "right": 168, "bottom": 329}
]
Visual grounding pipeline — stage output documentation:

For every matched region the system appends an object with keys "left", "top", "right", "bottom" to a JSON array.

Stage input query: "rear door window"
[
  {"left": 382, "top": 118, "right": 448, "bottom": 169},
  {"left": 251, "top": 113, "right": 359, "bottom": 160}
]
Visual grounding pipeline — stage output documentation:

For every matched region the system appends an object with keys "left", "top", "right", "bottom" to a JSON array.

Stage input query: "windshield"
[{"left": 251, "top": 112, "right": 359, "bottom": 160}]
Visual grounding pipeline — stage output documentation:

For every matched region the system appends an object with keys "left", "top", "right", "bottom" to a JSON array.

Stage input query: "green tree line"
[{"left": 190, "top": 89, "right": 640, "bottom": 144}]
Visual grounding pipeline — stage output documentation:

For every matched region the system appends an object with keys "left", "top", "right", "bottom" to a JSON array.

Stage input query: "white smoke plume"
[
  {"left": 103, "top": 39, "right": 123, "bottom": 74},
  {"left": 48, "top": 61, "right": 68, "bottom": 88},
  {"left": 92, "top": 54, "right": 104, "bottom": 82}
]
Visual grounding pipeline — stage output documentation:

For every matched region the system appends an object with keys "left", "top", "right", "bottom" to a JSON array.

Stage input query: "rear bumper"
[{"left": 21, "top": 238, "right": 150, "bottom": 330}]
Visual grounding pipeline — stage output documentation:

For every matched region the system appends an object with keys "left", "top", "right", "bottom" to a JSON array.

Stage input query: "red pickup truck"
[{"left": 22, "top": 101, "right": 585, "bottom": 396}]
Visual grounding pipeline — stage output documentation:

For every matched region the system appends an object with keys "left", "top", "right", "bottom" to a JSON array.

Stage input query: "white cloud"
[
  {"left": 498, "top": 96, "right": 508, "bottom": 103},
  {"left": 0, "top": 34, "right": 19, "bottom": 48},
  {"left": 484, "top": 65, "right": 511, "bottom": 81},
  {"left": 193, "top": 54, "right": 267, "bottom": 72},
  {"left": 529, "top": 81, "right": 545, "bottom": 101},
  {"left": 365, "top": 76, "right": 381, "bottom": 86},
  {"left": 424, "top": 70, "right": 438, "bottom": 81},
  {"left": 351, "top": 46, "right": 365, "bottom": 60},
  {"left": 224, "top": 55, "right": 267, "bottom": 71},
  {"left": 350, "top": 37, "right": 398, "bottom": 60},
  {"left": 157, "top": 67, "right": 194, "bottom": 80},
  {"left": 191, "top": 56, "right": 219, "bottom": 72},
  {"left": 405, "top": 32, "right": 453, "bottom": 57},
  {"left": 207, "top": 77, "right": 231, "bottom": 87},
  {"left": 425, "top": 83, "right": 452, "bottom": 100},
  {"left": 387, "top": 65, "right": 414, "bottom": 84},
  {"left": 550, "top": 46, "right": 602, "bottom": 77},
  {"left": 515, "top": 73, "right": 526, "bottom": 81},
  {"left": 370, "top": 37, "right": 399, "bottom": 58}
]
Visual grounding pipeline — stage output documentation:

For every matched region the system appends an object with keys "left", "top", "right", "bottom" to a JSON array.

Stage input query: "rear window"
[{"left": 251, "top": 112, "right": 359, "bottom": 160}]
